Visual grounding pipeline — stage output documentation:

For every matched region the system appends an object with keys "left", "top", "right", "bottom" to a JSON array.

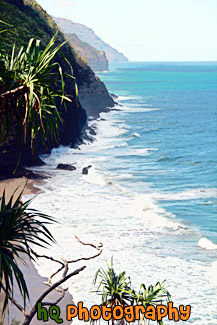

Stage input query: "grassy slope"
[{"left": 0, "top": 0, "right": 87, "bottom": 71}]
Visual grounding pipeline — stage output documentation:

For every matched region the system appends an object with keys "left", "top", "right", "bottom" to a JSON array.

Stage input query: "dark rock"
[
  {"left": 57, "top": 164, "right": 76, "bottom": 171},
  {"left": 82, "top": 165, "right": 92, "bottom": 175},
  {"left": 24, "top": 156, "right": 45, "bottom": 167},
  {"left": 89, "top": 128, "right": 96, "bottom": 136},
  {"left": 17, "top": 168, "right": 46, "bottom": 180},
  {"left": 110, "top": 93, "right": 118, "bottom": 99},
  {"left": 72, "top": 144, "right": 81, "bottom": 150},
  {"left": 110, "top": 107, "right": 121, "bottom": 112},
  {"left": 0, "top": 167, "right": 46, "bottom": 181},
  {"left": 82, "top": 168, "right": 88, "bottom": 175}
]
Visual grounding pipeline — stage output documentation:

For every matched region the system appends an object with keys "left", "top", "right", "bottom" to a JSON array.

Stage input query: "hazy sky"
[{"left": 37, "top": 0, "right": 217, "bottom": 61}]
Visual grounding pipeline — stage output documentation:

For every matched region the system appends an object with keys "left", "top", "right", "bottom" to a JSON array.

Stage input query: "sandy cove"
[{"left": 0, "top": 177, "right": 73, "bottom": 325}]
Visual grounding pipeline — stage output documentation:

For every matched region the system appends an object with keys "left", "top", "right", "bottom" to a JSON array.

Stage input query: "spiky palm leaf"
[
  {"left": 93, "top": 258, "right": 134, "bottom": 325},
  {"left": 0, "top": 28, "right": 77, "bottom": 156},
  {"left": 135, "top": 281, "right": 171, "bottom": 324},
  {"left": 0, "top": 187, "right": 56, "bottom": 313}
]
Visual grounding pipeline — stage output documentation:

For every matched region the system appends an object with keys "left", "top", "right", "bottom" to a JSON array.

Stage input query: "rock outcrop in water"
[
  {"left": 82, "top": 166, "right": 92, "bottom": 175},
  {"left": 57, "top": 164, "right": 76, "bottom": 171},
  {"left": 53, "top": 17, "right": 128, "bottom": 63},
  {"left": 0, "top": 0, "right": 115, "bottom": 177}
]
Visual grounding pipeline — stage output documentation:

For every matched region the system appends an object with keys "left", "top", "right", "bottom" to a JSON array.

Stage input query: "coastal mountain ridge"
[
  {"left": 53, "top": 16, "right": 129, "bottom": 63},
  {"left": 66, "top": 33, "right": 109, "bottom": 71}
]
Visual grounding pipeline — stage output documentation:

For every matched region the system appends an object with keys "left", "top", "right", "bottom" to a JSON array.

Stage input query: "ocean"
[{"left": 29, "top": 62, "right": 217, "bottom": 324}]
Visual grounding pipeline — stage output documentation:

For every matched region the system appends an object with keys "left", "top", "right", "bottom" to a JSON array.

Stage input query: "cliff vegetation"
[{"left": 0, "top": 0, "right": 114, "bottom": 177}]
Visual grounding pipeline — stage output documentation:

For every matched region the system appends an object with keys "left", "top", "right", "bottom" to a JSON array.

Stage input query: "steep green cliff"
[{"left": 0, "top": 0, "right": 114, "bottom": 176}]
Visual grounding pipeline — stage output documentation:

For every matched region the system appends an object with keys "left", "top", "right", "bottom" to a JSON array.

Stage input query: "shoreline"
[
  {"left": 0, "top": 177, "right": 74, "bottom": 325},
  {"left": 0, "top": 177, "right": 42, "bottom": 199}
]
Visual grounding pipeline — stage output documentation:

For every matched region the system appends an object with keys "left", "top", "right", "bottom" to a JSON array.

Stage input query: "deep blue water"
[{"left": 98, "top": 61, "right": 217, "bottom": 243}]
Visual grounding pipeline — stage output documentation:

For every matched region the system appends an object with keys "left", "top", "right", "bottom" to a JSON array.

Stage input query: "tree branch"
[
  {"left": 75, "top": 235, "right": 103, "bottom": 250},
  {"left": 22, "top": 266, "right": 86, "bottom": 325},
  {"left": 8, "top": 236, "right": 103, "bottom": 325}
]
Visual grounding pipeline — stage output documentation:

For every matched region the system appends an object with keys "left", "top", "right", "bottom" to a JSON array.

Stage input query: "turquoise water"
[
  {"left": 98, "top": 62, "right": 217, "bottom": 244},
  {"left": 30, "top": 62, "right": 217, "bottom": 324}
]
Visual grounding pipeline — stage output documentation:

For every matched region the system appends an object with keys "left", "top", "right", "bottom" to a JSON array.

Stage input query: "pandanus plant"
[
  {"left": 134, "top": 281, "right": 171, "bottom": 325},
  {"left": 0, "top": 26, "right": 77, "bottom": 162},
  {"left": 0, "top": 187, "right": 56, "bottom": 314},
  {"left": 0, "top": 21, "right": 76, "bottom": 317},
  {"left": 93, "top": 258, "right": 134, "bottom": 324},
  {"left": 93, "top": 258, "right": 171, "bottom": 325}
]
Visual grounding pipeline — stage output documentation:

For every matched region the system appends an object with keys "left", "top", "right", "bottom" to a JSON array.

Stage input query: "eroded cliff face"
[
  {"left": 0, "top": 0, "right": 115, "bottom": 177},
  {"left": 66, "top": 33, "right": 109, "bottom": 72},
  {"left": 78, "top": 71, "right": 114, "bottom": 118}
]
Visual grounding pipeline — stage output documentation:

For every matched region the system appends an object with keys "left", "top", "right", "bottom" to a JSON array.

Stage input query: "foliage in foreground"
[
  {"left": 93, "top": 258, "right": 171, "bottom": 324},
  {"left": 0, "top": 27, "right": 76, "bottom": 158},
  {"left": 0, "top": 20, "right": 75, "bottom": 317},
  {"left": 0, "top": 187, "right": 56, "bottom": 313}
]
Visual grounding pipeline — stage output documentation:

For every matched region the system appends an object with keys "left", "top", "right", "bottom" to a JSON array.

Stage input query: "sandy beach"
[
  {"left": 0, "top": 178, "right": 42, "bottom": 199},
  {"left": 0, "top": 177, "right": 74, "bottom": 325}
]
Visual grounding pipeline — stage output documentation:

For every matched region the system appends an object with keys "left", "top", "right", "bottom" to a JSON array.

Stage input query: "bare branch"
[
  {"left": 41, "top": 289, "right": 65, "bottom": 306},
  {"left": 48, "top": 265, "right": 64, "bottom": 284},
  {"left": 9, "top": 237, "right": 103, "bottom": 324},
  {"left": 62, "top": 258, "right": 68, "bottom": 279},
  {"left": 67, "top": 248, "right": 102, "bottom": 264},
  {"left": 39, "top": 266, "right": 86, "bottom": 302},
  {"left": 75, "top": 235, "right": 103, "bottom": 250},
  {"left": 41, "top": 291, "right": 65, "bottom": 306},
  {"left": 31, "top": 250, "right": 65, "bottom": 268},
  {"left": 22, "top": 266, "right": 86, "bottom": 325},
  {"left": 43, "top": 281, "right": 66, "bottom": 294},
  {"left": 32, "top": 237, "right": 103, "bottom": 284}
]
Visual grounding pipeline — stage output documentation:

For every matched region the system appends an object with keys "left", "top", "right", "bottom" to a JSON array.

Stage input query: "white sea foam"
[
  {"left": 198, "top": 237, "right": 217, "bottom": 250},
  {"left": 132, "top": 132, "right": 141, "bottom": 137},
  {"left": 131, "top": 193, "right": 185, "bottom": 231},
  {"left": 31, "top": 176, "right": 217, "bottom": 324},
  {"left": 81, "top": 166, "right": 107, "bottom": 186},
  {"left": 142, "top": 107, "right": 160, "bottom": 112},
  {"left": 155, "top": 188, "right": 217, "bottom": 201},
  {"left": 119, "top": 147, "right": 158, "bottom": 157},
  {"left": 117, "top": 95, "right": 139, "bottom": 101},
  {"left": 104, "top": 142, "right": 128, "bottom": 150},
  {"left": 114, "top": 173, "right": 134, "bottom": 179},
  {"left": 29, "top": 101, "right": 217, "bottom": 324},
  {"left": 120, "top": 106, "right": 160, "bottom": 113},
  {"left": 30, "top": 158, "right": 217, "bottom": 325},
  {"left": 206, "top": 261, "right": 217, "bottom": 287}
]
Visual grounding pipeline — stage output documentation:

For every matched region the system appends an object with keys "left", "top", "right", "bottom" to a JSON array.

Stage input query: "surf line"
[{"left": 37, "top": 301, "right": 191, "bottom": 323}]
